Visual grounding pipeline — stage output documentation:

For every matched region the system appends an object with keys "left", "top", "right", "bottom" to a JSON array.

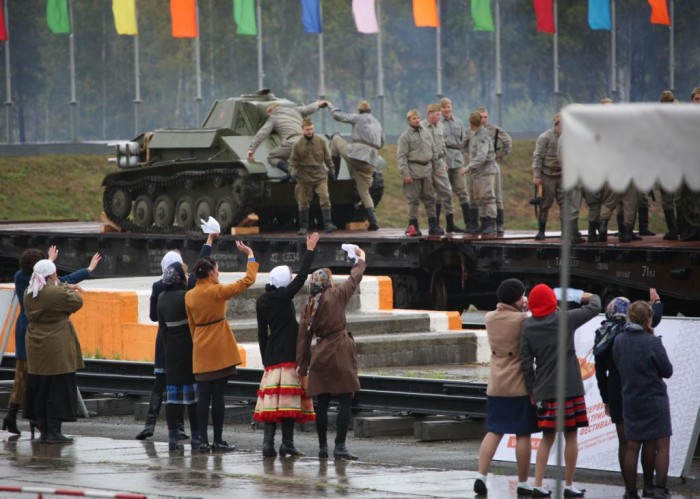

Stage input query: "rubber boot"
[
  {"left": 467, "top": 208, "right": 480, "bottom": 234},
  {"left": 480, "top": 217, "right": 497, "bottom": 236},
  {"left": 278, "top": 419, "right": 304, "bottom": 457},
  {"left": 135, "top": 390, "right": 162, "bottom": 440},
  {"left": 427, "top": 217, "right": 445, "bottom": 236},
  {"left": 44, "top": 419, "right": 72, "bottom": 444},
  {"left": 2, "top": 403, "right": 21, "bottom": 435},
  {"left": 365, "top": 207, "right": 379, "bottom": 231},
  {"left": 598, "top": 219, "right": 608, "bottom": 242},
  {"left": 168, "top": 428, "right": 179, "bottom": 451},
  {"left": 298, "top": 210, "right": 309, "bottom": 236},
  {"left": 587, "top": 221, "right": 600, "bottom": 242},
  {"left": 445, "top": 214, "right": 465, "bottom": 233},
  {"left": 262, "top": 423, "right": 277, "bottom": 457},
  {"left": 638, "top": 207, "right": 656, "bottom": 236},
  {"left": 435, "top": 204, "right": 442, "bottom": 225},
  {"left": 496, "top": 208, "right": 505, "bottom": 235},
  {"left": 333, "top": 443, "right": 358, "bottom": 460},
  {"left": 322, "top": 208, "right": 337, "bottom": 233},
  {"left": 662, "top": 208, "right": 678, "bottom": 240},
  {"left": 570, "top": 219, "right": 585, "bottom": 244},
  {"left": 405, "top": 219, "right": 421, "bottom": 236},
  {"left": 534, "top": 222, "right": 546, "bottom": 241}
]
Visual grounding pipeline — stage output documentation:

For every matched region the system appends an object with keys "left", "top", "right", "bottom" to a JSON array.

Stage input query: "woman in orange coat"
[{"left": 185, "top": 241, "right": 258, "bottom": 452}]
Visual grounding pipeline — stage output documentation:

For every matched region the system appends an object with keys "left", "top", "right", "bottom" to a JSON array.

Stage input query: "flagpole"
[
  {"left": 134, "top": 34, "right": 141, "bottom": 134},
  {"left": 256, "top": 0, "right": 264, "bottom": 89},
  {"left": 435, "top": 0, "right": 442, "bottom": 100},
  {"left": 552, "top": 0, "right": 559, "bottom": 110},
  {"left": 376, "top": 0, "right": 385, "bottom": 126},
  {"left": 4, "top": 0, "right": 12, "bottom": 143},
  {"left": 495, "top": 0, "right": 502, "bottom": 128},
  {"left": 194, "top": 0, "right": 202, "bottom": 126},
  {"left": 318, "top": 1, "right": 326, "bottom": 133},
  {"left": 69, "top": 0, "right": 77, "bottom": 142},
  {"left": 610, "top": 0, "right": 616, "bottom": 96},
  {"left": 669, "top": 0, "right": 674, "bottom": 91}
]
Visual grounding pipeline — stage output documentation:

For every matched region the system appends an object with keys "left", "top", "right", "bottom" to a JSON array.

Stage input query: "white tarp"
[{"left": 561, "top": 103, "right": 700, "bottom": 193}]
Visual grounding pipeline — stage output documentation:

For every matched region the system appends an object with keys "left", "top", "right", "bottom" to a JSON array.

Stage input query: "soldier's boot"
[
  {"left": 619, "top": 225, "right": 633, "bottom": 243},
  {"left": 662, "top": 209, "right": 678, "bottom": 240},
  {"left": 445, "top": 214, "right": 465, "bottom": 233},
  {"left": 405, "top": 219, "right": 421, "bottom": 236},
  {"left": 638, "top": 207, "right": 656, "bottom": 236},
  {"left": 677, "top": 208, "right": 691, "bottom": 240},
  {"left": 331, "top": 155, "right": 342, "bottom": 179},
  {"left": 460, "top": 203, "right": 471, "bottom": 232},
  {"left": 276, "top": 159, "right": 293, "bottom": 183},
  {"left": 598, "top": 219, "right": 609, "bottom": 242},
  {"left": 427, "top": 217, "right": 445, "bottom": 236},
  {"left": 365, "top": 207, "right": 379, "bottom": 231},
  {"left": 435, "top": 204, "right": 442, "bottom": 225},
  {"left": 321, "top": 209, "right": 337, "bottom": 233},
  {"left": 587, "top": 221, "right": 600, "bottom": 243},
  {"left": 570, "top": 219, "right": 585, "bottom": 245},
  {"left": 534, "top": 222, "right": 546, "bottom": 241},
  {"left": 298, "top": 210, "right": 309, "bottom": 236},
  {"left": 480, "top": 217, "right": 497, "bottom": 236},
  {"left": 496, "top": 209, "right": 505, "bottom": 235},
  {"left": 615, "top": 213, "right": 624, "bottom": 237},
  {"left": 467, "top": 208, "right": 480, "bottom": 234}
]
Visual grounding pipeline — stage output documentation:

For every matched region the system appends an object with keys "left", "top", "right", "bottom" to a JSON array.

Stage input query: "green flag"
[
  {"left": 471, "top": 0, "right": 494, "bottom": 32},
  {"left": 47, "top": 0, "right": 71, "bottom": 34},
  {"left": 233, "top": 0, "right": 257, "bottom": 36}
]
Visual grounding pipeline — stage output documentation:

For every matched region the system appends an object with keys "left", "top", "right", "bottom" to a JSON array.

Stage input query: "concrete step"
[{"left": 133, "top": 400, "right": 254, "bottom": 424}]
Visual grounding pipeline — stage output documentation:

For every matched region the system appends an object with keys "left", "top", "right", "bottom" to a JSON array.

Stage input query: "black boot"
[
  {"left": 44, "top": 419, "right": 73, "bottom": 444},
  {"left": 619, "top": 225, "right": 632, "bottom": 243},
  {"left": 496, "top": 208, "right": 505, "bottom": 235},
  {"left": 135, "top": 390, "right": 162, "bottom": 440},
  {"left": 534, "top": 222, "right": 546, "bottom": 241},
  {"left": 428, "top": 217, "right": 445, "bottom": 236},
  {"left": 2, "top": 403, "right": 21, "bottom": 435},
  {"left": 168, "top": 428, "right": 179, "bottom": 451},
  {"left": 333, "top": 443, "right": 358, "bottom": 460},
  {"left": 276, "top": 159, "right": 294, "bottom": 182},
  {"left": 460, "top": 203, "right": 470, "bottom": 232},
  {"left": 663, "top": 208, "right": 678, "bottom": 240},
  {"left": 298, "top": 210, "right": 309, "bottom": 236},
  {"left": 177, "top": 419, "right": 189, "bottom": 441},
  {"left": 322, "top": 208, "right": 337, "bottom": 233},
  {"left": 405, "top": 218, "right": 421, "bottom": 236},
  {"left": 480, "top": 217, "right": 496, "bottom": 236},
  {"left": 467, "top": 208, "right": 480, "bottom": 234},
  {"left": 435, "top": 204, "right": 442, "bottom": 224},
  {"left": 638, "top": 207, "right": 656, "bottom": 236},
  {"left": 365, "top": 207, "right": 379, "bottom": 231},
  {"left": 445, "top": 214, "right": 465, "bottom": 233},
  {"left": 587, "top": 221, "right": 599, "bottom": 242},
  {"left": 262, "top": 423, "right": 277, "bottom": 457},
  {"left": 598, "top": 219, "right": 608, "bottom": 242},
  {"left": 570, "top": 219, "right": 585, "bottom": 244},
  {"left": 279, "top": 419, "right": 304, "bottom": 457},
  {"left": 616, "top": 213, "right": 624, "bottom": 237}
]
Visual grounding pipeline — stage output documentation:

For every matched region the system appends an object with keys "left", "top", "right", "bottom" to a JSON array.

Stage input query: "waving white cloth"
[
  {"left": 268, "top": 265, "right": 292, "bottom": 288},
  {"left": 160, "top": 251, "right": 183, "bottom": 279},
  {"left": 200, "top": 216, "right": 221, "bottom": 234},
  {"left": 341, "top": 244, "right": 360, "bottom": 263},
  {"left": 27, "top": 259, "right": 57, "bottom": 298}
]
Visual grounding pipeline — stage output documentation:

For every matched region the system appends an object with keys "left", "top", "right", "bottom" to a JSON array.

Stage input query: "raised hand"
[
  {"left": 48, "top": 245, "right": 59, "bottom": 262},
  {"left": 307, "top": 232, "right": 320, "bottom": 251},
  {"left": 87, "top": 253, "right": 102, "bottom": 273},
  {"left": 235, "top": 240, "right": 254, "bottom": 257}
]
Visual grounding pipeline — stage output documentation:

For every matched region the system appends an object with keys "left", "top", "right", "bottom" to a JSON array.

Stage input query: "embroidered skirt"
[
  {"left": 165, "top": 383, "right": 198, "bottom": 405},
  {"left": 537, "top": 395, "right": 589, "bottom": 432},
  {"left": 253, "top": 363, "right": 315, "bottom": 423}
]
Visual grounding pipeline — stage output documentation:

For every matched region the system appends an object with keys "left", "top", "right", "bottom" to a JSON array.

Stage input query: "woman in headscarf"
[
  {"left": 136, "top": 233, "right": 217, "bottom": 441},
  {"left": 297, "top": 245, "right": 366, "bottom": 460},
  {"left": 158, "top": 262, "right": 199, "bottom": 451},
  {"left": 254, "top": 233, "right": 319, "bottom": 458},
  {"left": 23, "top": 259, "right": 84, "bottom": 443},
  {"left": 185, "top": 241, "right": 258, "bottom": 452}
]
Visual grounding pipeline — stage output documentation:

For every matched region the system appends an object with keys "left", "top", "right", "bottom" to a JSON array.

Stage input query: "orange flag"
[
  {"left": 171, "top": 0, "right": 198, "bottom": 38},
  {"left": 648, "top": 0, "right": 670, "bottom": 26},
  {"left": 413, "top": 0, "right": 439, "bottom": 28}
]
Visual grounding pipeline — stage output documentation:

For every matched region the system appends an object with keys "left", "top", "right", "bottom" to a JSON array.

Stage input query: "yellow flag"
[{"left": 112, "top": 0, "right": 138, "bottom": 35}]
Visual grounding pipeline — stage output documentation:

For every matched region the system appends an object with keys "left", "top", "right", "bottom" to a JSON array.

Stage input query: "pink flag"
[{"left": 352, "top": 0, "right": 378, "bottom": 34}]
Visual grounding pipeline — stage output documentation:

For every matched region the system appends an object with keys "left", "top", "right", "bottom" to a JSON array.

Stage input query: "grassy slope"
[{"left": 0, "top": 145, "right": 666, "bottom": 233}]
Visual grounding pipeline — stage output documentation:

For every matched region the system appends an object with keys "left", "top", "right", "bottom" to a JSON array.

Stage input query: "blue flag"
[
  {"left": 588, "top": 0, "right": 611, "bottom": 30},
  {"left": 301, "top": 0, "right": 321, "bottom": 33}
]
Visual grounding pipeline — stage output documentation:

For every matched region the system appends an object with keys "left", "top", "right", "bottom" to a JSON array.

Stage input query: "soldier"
[
  {"left": 466, "top": 112, "right": 498, "bottom": 236},
  {"left": 397, "top": 109, "right": 444, "bottom": 236},
  {"left": 692, "top": 87, "right": 700, "bottom": 103},
  {"left": 422, "top": 104, "right": 463, "bottom": 233},
  {"left": 440, "top": 98, "right": 472, "bottom": 232},
  {"left": 288, "top": 119, "right": 337, "bottom": 235},
  {"left": 599, "top": 183, "right": 639, "bottom": 243},
  {"left": 328, "top": 100, "right": 384, "bottom": 231},
  {"left": 532, "top": 114, "right": 584, "bottom": 243},
  {"left": 247, "top": 100, "right": 327, "bottom": 179},
  {"left": 477, "top": 107, "right": 512, "bottom": 235}
]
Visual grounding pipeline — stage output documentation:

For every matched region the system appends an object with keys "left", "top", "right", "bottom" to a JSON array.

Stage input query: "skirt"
[
  {"left": 487, "top": 395, "right": 539, "bottom": 435},
  {"left": 253, "top": 363, "right": 315, "bottom": 423},
  {"left": 165, "top": 383, "right": 198, "bottom": 405},
  {"left": 537, "top": 395, "right": 589, "bottom": 432},
  {"left": 23, "top": 372, "right": 78, "bottom": 422}
]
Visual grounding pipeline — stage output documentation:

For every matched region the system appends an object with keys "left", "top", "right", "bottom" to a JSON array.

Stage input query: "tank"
[{"left": 102, "top": 90, "right": 384, "bottom": 233}]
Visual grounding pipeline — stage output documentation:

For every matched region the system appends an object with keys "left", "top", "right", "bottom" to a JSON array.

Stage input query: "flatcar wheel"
[
  {"left": 195, "top": 197, "right": 214, "bottom": 223},
  {"left": 154, "top": 195, "right": 175, "bottom": 227},
  {"left": 133, "top": 195, "right": 154, "bottom": 228},
  {"left": 175, "top": 197, "right": 195, "bottom": 228},
  {"left": 109, "top": 188, "right": 132, "bottom": 219},
  {"left": 216, "top": 198, "right": 236, "bottom": 232}
]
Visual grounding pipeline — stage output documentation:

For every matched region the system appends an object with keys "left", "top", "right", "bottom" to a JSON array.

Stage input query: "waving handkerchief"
[
  {"left": 200, "top": 216, "right": 221, "bottom": 234},
  {"left": 341, "top": 243, "right": 359, "bottom": 263}
]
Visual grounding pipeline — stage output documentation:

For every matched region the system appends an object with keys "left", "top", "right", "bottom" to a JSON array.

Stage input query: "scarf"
[
  {"left": 163, "top": 262, "right": 187, "bottom": 290},
  {"left": 27, "top": 259, "right": 57, "bottom": 298},
  {"left": 302, "top": 268, "right": 333, "bottom": 333},
  {"left": 268, "top": 265, "right": 292, "bottom": 288},
  {"left": 160, "top": 251, "right": 183, "bottom": 279}
]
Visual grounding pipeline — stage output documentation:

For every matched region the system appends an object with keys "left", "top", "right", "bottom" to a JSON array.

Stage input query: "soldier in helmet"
[{"left": 466, "top": 112, "right": 498, "bottom": 236}]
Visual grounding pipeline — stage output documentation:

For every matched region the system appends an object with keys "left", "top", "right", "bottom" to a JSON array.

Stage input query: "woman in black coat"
[{"left": 253, "top": 233, "right": 319, "bottom": 458}]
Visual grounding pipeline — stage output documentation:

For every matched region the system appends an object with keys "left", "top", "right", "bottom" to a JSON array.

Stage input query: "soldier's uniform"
[
  {"left": 485, "top": 122, "right": 512, "bottom": 234},
  {"left": 599, "top": 183, "right": 638, "bottom": 242},
  {"left": 466, "top": 127, "right": 498, "bottom": 235},
  {"left": 421, "top": 118, "right": 459, "bottom": 231},
  {"left": 289, "top": 134, "right": 336, "bottom": 234},
  {"left": 441, "top": 114, "right": 471, "bottom": 229}
]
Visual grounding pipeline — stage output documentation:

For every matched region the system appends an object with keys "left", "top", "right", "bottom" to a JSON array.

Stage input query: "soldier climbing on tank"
[{"left": 247, "top": 100, "right": 328, "bottom": 180}]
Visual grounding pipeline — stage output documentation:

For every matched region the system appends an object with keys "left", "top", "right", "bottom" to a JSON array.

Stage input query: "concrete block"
[
  {"left": 82, "top": 397, "right": 137, "bottom": 416},
  {"left": 414, "top": 419, "right": 487, "bottom": 441},
  {"left": 353, "top": 416, "right": 416, "bottom": 438},
  {"left": 356, "top": 331, "right": 477, "bottom": 368}
]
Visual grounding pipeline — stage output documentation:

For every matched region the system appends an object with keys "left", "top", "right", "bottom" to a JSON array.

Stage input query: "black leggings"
[
  {"left": 165, "top": 403, "right": 198, "bottom": 436},
  {"left": 197, "top": 377, "right": 228, "bottom": 444},
  {"left": 315, "top": 393, "right": 353, "bottom": 446}
]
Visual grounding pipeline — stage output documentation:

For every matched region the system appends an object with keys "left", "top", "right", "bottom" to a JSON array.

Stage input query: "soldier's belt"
[
  {"left": 446, "top": 145, "right": 462, "bottom": 150},
  {"left": 408, "top": 160, "right": 430, "bottom": 166},
  {"left": 354, "top": 140, "right": 381, "bottom": 150}
]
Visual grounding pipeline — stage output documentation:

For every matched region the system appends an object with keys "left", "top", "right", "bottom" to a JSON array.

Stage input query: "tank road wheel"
[
  {"left": 154, "top": 195, "right": 175, "bottom": 227},
  {"left": 195, "top": 197, "right": 214, "bottom": 222},
  {"left": 216, "top": 198, "right": 236, "bottom": 232},
  {"left": 175, "top": 197, "right": 195, "bottom": 228},
  {"left": 108, "top": 188, "right": 132, "bottom": 219},
  {"left": 133, "top": 195, "right": 154, "bottom": 228}
]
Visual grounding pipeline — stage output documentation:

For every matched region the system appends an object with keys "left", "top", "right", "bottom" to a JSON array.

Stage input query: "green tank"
[{"left": 102, "top": 90, "right": 384, "bottom": 233}]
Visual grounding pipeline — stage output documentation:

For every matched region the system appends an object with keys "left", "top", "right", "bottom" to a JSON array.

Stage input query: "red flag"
[
  {"left": 413, "top": 0, "right": 439, "bottom": 28},
  {"left": 0, "top": 0, "right": 7, "bottom": 41},
  {"left": 533, "top": 0, "right": 555, "bottom": 34},
  {"left": 171, "top": 0, "right": 198, "bottom": 38},
  {"left": 648, "top": 0, "right": 670, "bottom": 26}
]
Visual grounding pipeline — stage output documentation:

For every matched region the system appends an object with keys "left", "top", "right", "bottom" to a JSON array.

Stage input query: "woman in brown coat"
[{"left": 297, "top": 245, "right": 366, "bottom": 460}]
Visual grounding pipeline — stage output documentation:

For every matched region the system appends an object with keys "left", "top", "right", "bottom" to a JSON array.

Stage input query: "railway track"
[{"left": 0, "top": 356, "right": 487, "bottom": 419}]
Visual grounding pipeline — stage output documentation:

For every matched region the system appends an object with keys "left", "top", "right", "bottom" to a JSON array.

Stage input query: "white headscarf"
[
  {"left": 160, "top": 251, "right": 183, "bottom": 279},
  {"left": 27, "top": 259, "right": 57, "bottom": 298},
  {"left": 268, "top": 265, "right": 292, "bottom": 288}
]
